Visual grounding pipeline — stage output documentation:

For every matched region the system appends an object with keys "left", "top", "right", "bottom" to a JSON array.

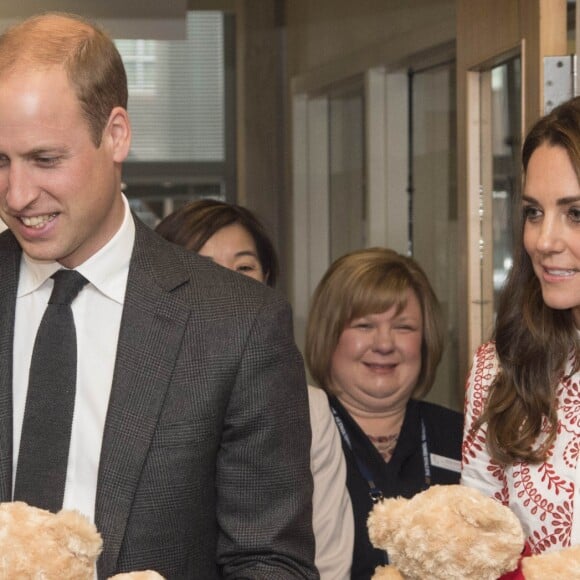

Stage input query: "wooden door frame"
[{"left": 456, "top": 0, "right": 567, "bottom": 383}]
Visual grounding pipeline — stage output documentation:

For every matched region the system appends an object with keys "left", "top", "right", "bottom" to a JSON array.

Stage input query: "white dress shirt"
[{"left": 13, "top": 195, "right": 134, "bottom": 522}]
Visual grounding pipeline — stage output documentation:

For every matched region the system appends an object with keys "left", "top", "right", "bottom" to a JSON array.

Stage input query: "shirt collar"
[{"left": 18, "top": 195, "right": 135, "bottom": 304}]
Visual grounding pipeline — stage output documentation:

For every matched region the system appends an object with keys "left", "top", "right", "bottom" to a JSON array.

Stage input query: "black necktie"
[{"left": 14, "top": 269, "right": 89, "bottom": 512}]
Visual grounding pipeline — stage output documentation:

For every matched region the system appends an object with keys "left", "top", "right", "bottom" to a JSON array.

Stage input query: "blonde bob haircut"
[{"left": 305, "top": 247, "right": 444, "bottom": 399}]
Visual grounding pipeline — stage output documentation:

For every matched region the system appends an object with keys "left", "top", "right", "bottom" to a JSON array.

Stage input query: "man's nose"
[{"left": 3, "top": 163, "right": 39, "bottom": 212}]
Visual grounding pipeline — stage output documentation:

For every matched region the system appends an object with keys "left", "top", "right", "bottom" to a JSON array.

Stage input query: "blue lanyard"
[
  {"left": 330, "top": 404, "right": 431, "bottom": 501},
  {"left": 330, "top": 406, "right": 384, "bottom": 502},
  {"left": 421, "top": 419, "right": 431, "bottom": 486}
]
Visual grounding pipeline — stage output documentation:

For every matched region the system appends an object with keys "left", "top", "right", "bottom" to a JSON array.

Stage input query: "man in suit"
[{"left": 0, "top": 12, "right": 317, "bottom": 579}]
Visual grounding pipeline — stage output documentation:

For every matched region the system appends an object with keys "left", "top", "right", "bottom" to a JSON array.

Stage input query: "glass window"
[
  {"left": 116, "top": 12, "right": 225, "bottom": 163},
  {"left": 490, "top": 57, "right": 521, "bottom": 310},
  {"left": 329, "top": 80, "right": 366, "bottom": 261},
  {"left": 115, "top": 11, "right": 235, "bottom": 225},
  {"left": 115, "top": 39, "right": 157, "bottom": 95},
  {"left": 411, "top": 61, "right": 459, "bottom": 410}
]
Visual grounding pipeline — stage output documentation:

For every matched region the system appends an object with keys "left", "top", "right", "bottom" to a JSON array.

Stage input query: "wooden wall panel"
[
  {"left": 287, "top": 0, "right": 456, "bottom": 93},
  {"left": 456, "top": 0, "right": 566, "bottom": 381}
]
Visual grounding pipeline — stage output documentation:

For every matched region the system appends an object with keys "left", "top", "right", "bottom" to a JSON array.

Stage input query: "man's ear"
[{"left": 105, "top": 106, "right": 131, "bottom": 163}]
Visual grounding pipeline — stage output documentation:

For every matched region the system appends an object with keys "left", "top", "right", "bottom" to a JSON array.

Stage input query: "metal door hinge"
[{"left": 544, "top": 55, "right": 576, "bottom": 114}]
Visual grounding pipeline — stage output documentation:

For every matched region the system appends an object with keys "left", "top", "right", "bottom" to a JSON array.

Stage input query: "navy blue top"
[{"left": 329, "top": 396, "right": 464, "bottom": 580}]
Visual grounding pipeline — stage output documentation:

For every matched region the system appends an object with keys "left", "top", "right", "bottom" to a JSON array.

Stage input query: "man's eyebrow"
[{"left": 24, "top": 146, "right": 69, "bottom": 158}]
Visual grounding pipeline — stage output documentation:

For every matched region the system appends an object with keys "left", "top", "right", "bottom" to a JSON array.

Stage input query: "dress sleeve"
[
  {"left": 308, "top": 386, "right": 354, "bottom": 580},
  {"left": 461, "top": 342, "right": 509, "bottom": 504}
]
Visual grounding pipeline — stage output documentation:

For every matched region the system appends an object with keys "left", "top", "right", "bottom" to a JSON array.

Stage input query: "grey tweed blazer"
[{"left": 0, "top": 218, "right": 317, "bottom": 579}]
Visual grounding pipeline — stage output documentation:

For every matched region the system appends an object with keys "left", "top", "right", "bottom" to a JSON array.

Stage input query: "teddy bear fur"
[
  {"left": 369, "top": 565, "right": 404, "bottom": 579},
  {"left": 0, "top": 501, "right": 102, "bottom": 579},
  {"left": 0, "top": 501, "right": 165, "bottom": 580},
  {"left": 367, "top": 484, "right": 525, "bottom": 580},
  {"left": 521, "top": 544, "right": 580, "bottom": 580}
]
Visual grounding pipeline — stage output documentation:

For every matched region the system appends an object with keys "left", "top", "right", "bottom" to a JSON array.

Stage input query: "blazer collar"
[
  {"left": 95, "top": 219, "right": 191, "bottom": 578},
  {"left": 0, "top": 232, "right": 20, "bottom": 502}
]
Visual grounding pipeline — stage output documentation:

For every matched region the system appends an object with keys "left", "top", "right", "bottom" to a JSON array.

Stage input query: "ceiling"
[{"left": 0, "top": 0, "right": 188, "bottom": 38}]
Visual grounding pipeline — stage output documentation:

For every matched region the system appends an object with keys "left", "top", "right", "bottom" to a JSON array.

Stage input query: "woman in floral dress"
[{"left": 462, "top": 96, "right": 580, "bottom": 553}]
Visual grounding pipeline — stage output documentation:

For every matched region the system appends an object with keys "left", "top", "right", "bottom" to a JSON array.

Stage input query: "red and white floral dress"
[{"left": 461, "top": 341, "right": 580, "bottom": 553}]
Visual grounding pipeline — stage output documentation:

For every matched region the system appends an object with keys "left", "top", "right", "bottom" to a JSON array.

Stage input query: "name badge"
[{"left": 430, "top": 453, "right": 461, "bottom": 473}]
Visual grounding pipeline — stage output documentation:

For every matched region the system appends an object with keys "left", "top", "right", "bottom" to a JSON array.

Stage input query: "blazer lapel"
[
  {"left": 95, "top": 221, "right": 191, "bottom": 578},
  {"left": 0, "top": 233, "right": 20, "bottom": 502}
]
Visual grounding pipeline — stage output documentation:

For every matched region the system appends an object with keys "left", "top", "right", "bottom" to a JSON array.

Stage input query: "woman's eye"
[
  {"left": 523, "top": 205, "right": 541, "bottom": 221},
  {"left": 237, "top": 264, "right": 256, "bottom": 273},
  {"left": 568, "top": 207, "right": 580, "bottom": 223},
  {"left": 395, "top": 324, "right": 416, "bottom": 332}
]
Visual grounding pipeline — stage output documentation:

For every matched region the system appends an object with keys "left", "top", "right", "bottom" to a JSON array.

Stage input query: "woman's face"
[
  {"left": 523, "top": 143, "right": 580, "bottom": 326},
  {"left": 198, "top": 222, "right": 266, "bottom": 284},
  {"left": 329, "top": 288, "right": 423, "bottom": 415}
]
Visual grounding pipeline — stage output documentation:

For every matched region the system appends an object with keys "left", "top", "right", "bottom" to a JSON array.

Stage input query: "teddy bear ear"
[
  {"left": 452, "top": 488, "right": 522, "bottom": 536},
  {"left": 367, "top": 497, "right": 407, "bottom": 547}
]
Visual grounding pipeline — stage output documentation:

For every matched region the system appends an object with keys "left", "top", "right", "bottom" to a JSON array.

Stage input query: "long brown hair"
[{"left": 477, "top": 96, "right": 580, "bottom": 464}]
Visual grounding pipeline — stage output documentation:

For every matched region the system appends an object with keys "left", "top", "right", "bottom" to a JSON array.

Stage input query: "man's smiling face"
[{"left": 0, "top": 65, "right": 128, "bottom": 268}]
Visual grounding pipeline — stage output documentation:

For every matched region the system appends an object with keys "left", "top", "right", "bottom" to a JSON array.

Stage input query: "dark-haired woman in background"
[{"left": 156, "top": 199, "right": 279, "bottom": 286}]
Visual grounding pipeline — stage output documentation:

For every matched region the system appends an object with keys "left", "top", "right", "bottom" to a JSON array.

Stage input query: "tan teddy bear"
[
  {"left": 521, "top": 545, "right": 580, "bottom": 579},
  {"left": 367, "top": 484, "right": 525, "bottom": 580},
  {"left": 368, "top": 484, "right": 580, "bottom": 580},
  {"left": 0, "top": 501, "right": 164, "bottom": 580}
]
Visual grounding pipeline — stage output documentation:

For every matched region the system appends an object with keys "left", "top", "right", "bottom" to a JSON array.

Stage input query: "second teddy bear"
[{"left": 367, "top": 484, "right": 525, "bottom": 580}]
